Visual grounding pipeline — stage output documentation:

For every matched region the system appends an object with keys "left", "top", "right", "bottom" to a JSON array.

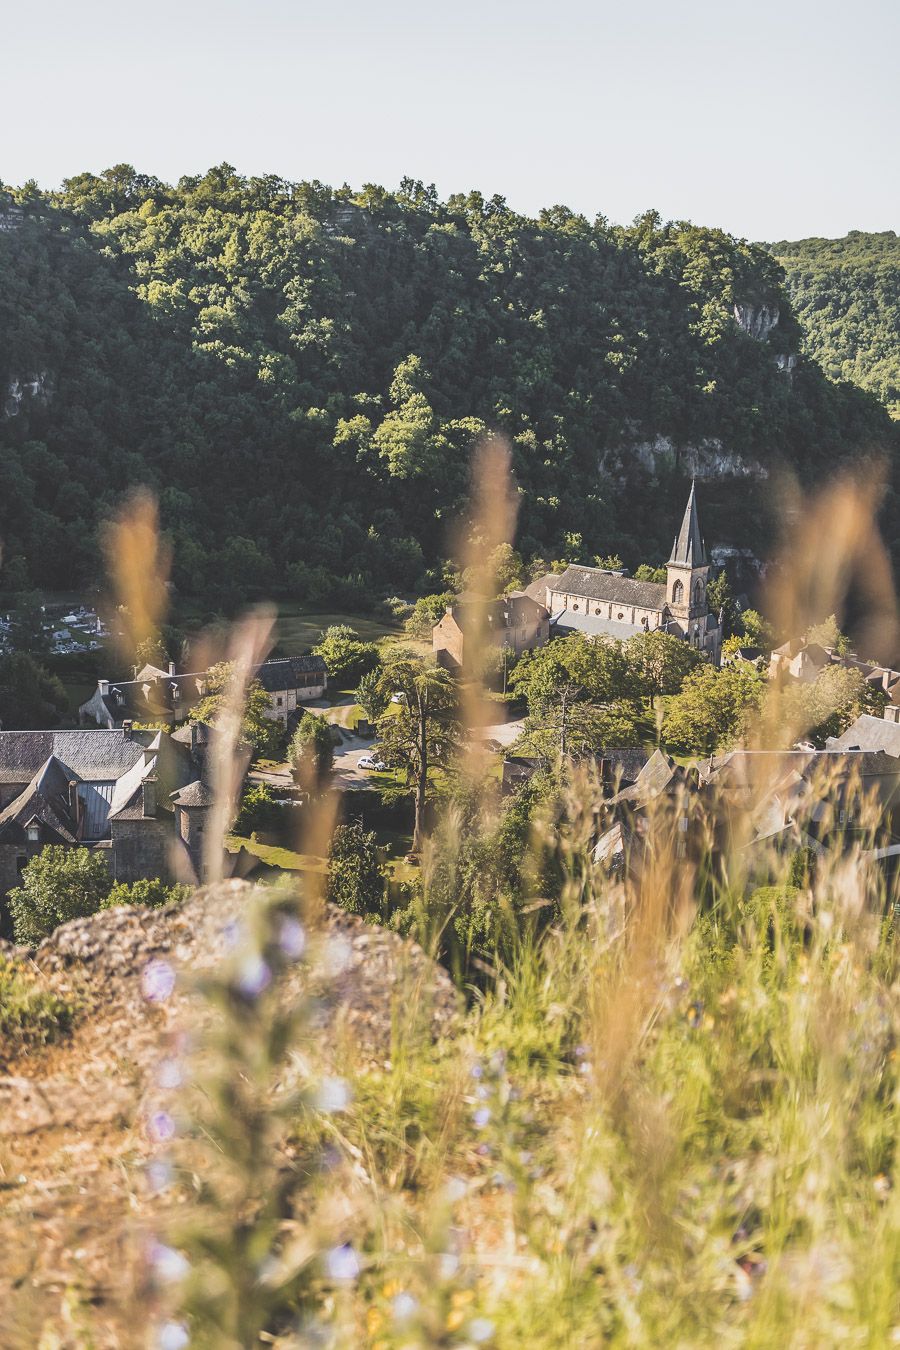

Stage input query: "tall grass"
[{"left": 100, "top": 457, "right": 900, "bottom": 1346}]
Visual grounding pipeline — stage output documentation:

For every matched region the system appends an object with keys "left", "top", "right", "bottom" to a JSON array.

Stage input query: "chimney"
[
  {"left": 123, "top": 718, "right": 134, "bottom": 739},
  {"left": 98, "top": 679, "right": 109, "bottom": 697},
  {"left": 168, "top": 660, "right": 177, "bottom": 676},
  {"left": 142, "top": 774, "right": 158, "bottom": 817}
]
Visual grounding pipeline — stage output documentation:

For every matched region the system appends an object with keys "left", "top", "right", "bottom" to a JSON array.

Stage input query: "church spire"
[{"left": 668, "top": 480, "right": 707, "bottom": 568}]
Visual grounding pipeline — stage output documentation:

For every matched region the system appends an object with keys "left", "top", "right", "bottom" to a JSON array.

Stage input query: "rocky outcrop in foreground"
[{"left": 0, "top": 881, "right": 459, "bottom": 1348}]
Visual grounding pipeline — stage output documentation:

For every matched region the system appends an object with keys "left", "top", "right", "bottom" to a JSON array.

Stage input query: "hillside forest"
[{"left": 0, "top": 167, "right": 896, "bottom": 619}]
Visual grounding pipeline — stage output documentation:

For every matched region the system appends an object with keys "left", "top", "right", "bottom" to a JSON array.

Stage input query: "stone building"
[
  {"left": 433, "top": 592, "right": 550, "bottom": 671},
  {"left": 80, "top": 656, "right": 327, "bottom": 729},
  {"left": 538, "top": 483, "right": 723, "bottom": 662},
  {"left": 0, "top": 727, "right": 213, "bottom": 922}
]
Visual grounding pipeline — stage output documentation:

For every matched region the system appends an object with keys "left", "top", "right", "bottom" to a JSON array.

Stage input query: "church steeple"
[{"left": 668, "top": 480, "right": 707, "bottom": 569}]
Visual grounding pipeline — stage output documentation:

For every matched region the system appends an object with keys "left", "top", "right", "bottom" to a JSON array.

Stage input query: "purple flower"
[
  {"left": 473, "top": 1107, "right": 491, "bottom": 1129},
  {"left": 235, "top": 953, "right": 271, "bottom": 998},
  {"left": 142, "top": 959, "right": 175, "bottom": 1003},
  {"left": 146, "top": 1159, "right": 173, "bottom": 1193},
  {"left": 278, "top": 916, "right": 307, "bottom": 960},
  {"left": 157, "top": 1058, "right": 183, "bottom": 1090},
  {"left": 392, "top": 1292, "right": 418, "bottom": 1321},
  {"left": 149, "top": 1242, "right": 190, "bottom": 1284},
  {"left": 148, "top": 1110, "right": 176, "bottom": 1144},
  {"left": 326, "top": 1243, "right": 360, "bottom": 1282},
  {"left": 157, "top": 1322, "right": 189, "bottom": 1350}
]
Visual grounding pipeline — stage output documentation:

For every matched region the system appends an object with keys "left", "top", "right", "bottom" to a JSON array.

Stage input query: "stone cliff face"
[
  {"left": 733, "top": 301, "right": 780, "bottom": 342},
  {"left": 4, "top": 371, "right": 50, "bottom": 418},
  {"left": 628, "top": 434, "right": 769, "bottom": 481}
]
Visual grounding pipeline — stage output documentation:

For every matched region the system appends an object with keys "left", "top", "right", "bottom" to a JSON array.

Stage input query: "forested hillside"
[
  {"left": 0, "top": 166, "right": 894, "bottom": 613},
  {"left": 770, "top": 231, "right": 900, "bottom": 420}
]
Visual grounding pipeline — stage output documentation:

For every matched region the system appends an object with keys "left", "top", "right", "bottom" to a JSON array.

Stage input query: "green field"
[{"left": 276, "top": 608, "right": 403, "bottom": 652}]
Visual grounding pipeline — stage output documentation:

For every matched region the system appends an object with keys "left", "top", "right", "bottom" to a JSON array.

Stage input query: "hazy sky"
[{"left": 4, "top": 0, "right": 897, "bottom": 240}]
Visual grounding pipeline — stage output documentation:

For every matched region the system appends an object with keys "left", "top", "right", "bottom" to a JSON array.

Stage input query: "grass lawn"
[
  {"left": 225, "top": 833, "right": 322, "bottom": 874},
  {"left": 276, "top": 608, "right": 403, "bottom": 652}
]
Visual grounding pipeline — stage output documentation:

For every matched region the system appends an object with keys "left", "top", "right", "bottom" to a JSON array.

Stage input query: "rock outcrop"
[{"left": 0, "top": 882, "right": 459, "bottom": 1347}]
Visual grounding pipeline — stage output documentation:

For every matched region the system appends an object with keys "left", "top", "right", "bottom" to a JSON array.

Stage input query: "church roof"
[
  {"left": 668, "top": 481, "right": 707, "bottom": 568},
  {"left": 549, "top": 567, "right": 666, "bottom": 609}
]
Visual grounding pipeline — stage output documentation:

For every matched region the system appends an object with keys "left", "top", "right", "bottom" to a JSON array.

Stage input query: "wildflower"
[
  {"left": 142, "top": 959, "right": 175, "bottom": 1003},
  {"left": 278, "top": 915, "right": 306, "bottom": 960},
  {"left": 392, "top": 1292, "right": 418, "bottom": 1321},
  {"left": 473, "top": 1106, "right": 491, "bottom": 1128},
  {"left": 235, "top": 953, "right": 271, "bottom": 999},
  {"left": 157, "top": 1322, "right": 189, "bottom": 1350},
  {"left": 148, "top": 1110, "right": 176, "bottom": 1144},
  {"left": 469, "top": 1317, "right": 496, "bottom": 1343},
  {"left": 439, "top": 1252, "right": 459, "bottom": 1279},
  {"left": 146, "top": 1159, "right": 173, "bottom": 1193},
  {"left": 326, "top": 1243, "right": 360, "bottom": 1282},
  {"left": 315, "top": 1077, "right": 351, "bottom": 1113},
  {"left": 149, "top": 1242, "right": 190, "bottom": 1285},
  {"left": 157, "top": 1058, "right": 183, "bottom": 1090},
  {"left": 470, "top": 1061, "right": 484, "bottom": 1079}
]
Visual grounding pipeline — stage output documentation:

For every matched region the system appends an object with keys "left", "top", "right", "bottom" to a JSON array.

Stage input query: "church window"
[
  {"left": 672, "top": 579, "right": 684, "bottom": 604},
  {"left": 641, "top": 617, "right": 648, "bottom": 626},
  {"left": 694, "top": 580, "right": 704, "bottom": 605},
  {"left": 572, "top": 603, "right": 579, "bottom": 611},
  {"left": 595, "top": 607, "right": 602, "bottom": 615},
  {"left": 617, "top": 612, "right": 624, "bottom": 620}
]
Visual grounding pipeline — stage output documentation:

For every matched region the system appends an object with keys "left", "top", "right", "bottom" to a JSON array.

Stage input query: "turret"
[{"left": 666, "top": 481, "right": 710, "bottom": 621}]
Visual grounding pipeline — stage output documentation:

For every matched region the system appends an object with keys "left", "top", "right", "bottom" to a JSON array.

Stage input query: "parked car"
[{"left": 358, "top": 754, "right": 388, "bottom": 771}]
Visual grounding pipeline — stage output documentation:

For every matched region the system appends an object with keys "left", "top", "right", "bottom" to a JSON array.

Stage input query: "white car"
[{"left": 358, "top": 754, "right": 388, "bottom": 771}]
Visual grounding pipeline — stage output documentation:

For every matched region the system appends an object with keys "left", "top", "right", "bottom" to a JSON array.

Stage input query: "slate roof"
[
  {"left": 171, "top": 780, "right": 216, "bottom": 808},
  {"left": 0, "top": 756, "right": 81, "bottom": 845},
  {"left": 448, "top": 593, "right": 547, "bottom": 632},
  {"left": 0, "top": 730, "right": 150, "bottom": 784},
  {"left": 668, "top": 481, "right": 707, "bottom": 567},
  {"left": 255, "top": 656, "right": 327, "bottom": 692},
  {"left": 549, "top": 566, "right": 667, "bottom": 610},
  {"left": 827, "top": 715, "right": 900, "bottom": 757},
  {"left": 554, "top": 611, "right": 649, "bottom": 640}
]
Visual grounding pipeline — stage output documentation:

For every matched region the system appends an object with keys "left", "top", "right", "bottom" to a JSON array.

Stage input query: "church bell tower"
[{"left": 666, "top": 481, "right": 710, "bottom": 624}]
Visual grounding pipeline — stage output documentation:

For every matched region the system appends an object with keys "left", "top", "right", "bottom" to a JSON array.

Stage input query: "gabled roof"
[
  {"left": 255, "top": 656, "right": 327, "bottom": 692},
  {"left": 668, "top": 481, "right": 707, "bottom": 568},
  {"left": 827, "top": 715, "right": 900, "bottom": 757},
  {"left": 0, "top": 755, "right": 81, "bottom": 845},
  {"left": 0, "top": 730, "right": 150, "bottom": 784},
  {"left": 549, "top": 566, "right": 667, "bottom": 609}
]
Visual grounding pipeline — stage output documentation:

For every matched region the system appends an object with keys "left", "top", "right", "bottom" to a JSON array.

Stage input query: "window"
[
  {"left": 26, "top": 823, "right": 39, "bottom": 843},
  {"left": 694, "top": 580, "right": 704, "bottom": 605},
  {"left": 617, "top": 612, "right": 624, "bottom": 620},
  {"left": 672, "top": 579, "right": 684, "bottom": 604},
  {"left": 572, "top": 603, "right": 579, "bottom": 611},
  {"left": 276, "top": 696, "right": 283, "bottom": 707}
]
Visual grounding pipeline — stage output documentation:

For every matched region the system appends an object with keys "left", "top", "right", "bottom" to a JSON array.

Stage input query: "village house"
[
  {"left": 0, "top": 726, "right": 214, "bottom": 925},
  {"left": 433, "top": 592, "right": 550, "bottom": 671},
  {"left": 535, "top": 484, "right": 723, "bottom": 662},
  {"left": 79, "top": 656, "right": 327, "bottom": 730}
]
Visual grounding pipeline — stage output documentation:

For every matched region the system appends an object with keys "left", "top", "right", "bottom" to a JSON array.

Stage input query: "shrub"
[
  {"left": 0, "top": 956, "right": 77, "bottom": 1058},
  {"left": 7, "top": 846, "right": 113, "bottom": 946},
  {"left": 326, "top": 820, "right": 388, "bottom": 918},
  {"left": 233, "top": 782, "right": 282, "bottom": 836},
  {"left": 289, "top": 711, "right": 334, "bottom": 790},
  {"left": 100, "top": 878, "right": 192, "bottom": 910}
]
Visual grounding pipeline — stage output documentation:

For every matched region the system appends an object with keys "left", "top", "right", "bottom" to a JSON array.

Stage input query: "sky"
[{"left": 3, "top": 0, "right": 897, "bottom": 240}]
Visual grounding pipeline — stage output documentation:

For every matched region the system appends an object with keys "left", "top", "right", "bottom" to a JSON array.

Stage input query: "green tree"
[
  {"left": 190, "top": 661, "right": 281, "bottom": 757},
  {"left": 633, "top": 564, "right": 667, "bottom": 583},
  {"left": 8, "top": 846, "right": 113, "bottom": 945},
  {"left": 289, "top": 711, "right": 334, "bottom": 790},
  {"left": 9, "top": 591, "right": 48, "bottom": 655},
  {"left": 101, "top": 877, "right": 191, "bottom": 909},
  {"left": 232, "top": 782, "right": 281, "bottom": 836},
  {"left": 705, "top": 571, "right": 738, "bottom": 636},
  {"left": 313, "top": 626, "right": 380, "bottom": 686},
  {"left": 625, "top": 629, "right": 701, "bottom": 698},
  {"left": 326, "top": 820, "right": 387, "bottom": 917},
  {"left": 738, "top": 608, "right": 775, "bottom": 651},
  {"left": 0, "top": 652, "right": 67, "bottom": 729},
  {"left": 663, "top": 663, "right": 764, "bottom": 754},
  {"left": 374, "top": 649, "right": 458, "bottom": 851},
  {"left": 510, "top": 633, "right": 641, "bottom": 757},
  {"left": 356, "top": 667, "right": 389, "bottom": 722},
  {"left": 804, "top": 614, "right": 851, "bottom": 655}
]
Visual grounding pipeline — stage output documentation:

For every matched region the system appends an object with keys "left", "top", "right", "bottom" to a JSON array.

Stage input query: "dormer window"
[{"left": 26, "top": 822, "right": 40, "bottom": 842}]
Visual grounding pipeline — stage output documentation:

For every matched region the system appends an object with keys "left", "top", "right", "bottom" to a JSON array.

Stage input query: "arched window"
[
  {"left": 672, "top": 579, "right": 684, "bottom": 604},
  {"left": 693, "top": 579, "right": 704, "bottom": 605}
]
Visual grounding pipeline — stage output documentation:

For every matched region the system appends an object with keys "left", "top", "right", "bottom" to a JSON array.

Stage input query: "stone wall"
[{"left": 108, "top": 819, "right": 172, "bottom": 884}]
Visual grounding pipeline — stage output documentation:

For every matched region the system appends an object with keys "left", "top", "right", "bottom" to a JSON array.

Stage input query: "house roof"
[
  {"left": 668, "top": 481, "right": 707, "bottom": 568},
  {"left": 170, "top": 780, "right": 216, "bottom": 808},
  {"left": 0, "top": 730, "right": 151, "bottom": 784},
  {"left": 0, "top": 755, "right": 81, "bottom": 845},
  {"left": 255, "top": 655, "right": 327, "bottom": 692},
  {"left": 549, "top": 566, "right": 667, "bottom": 610},
  {"left": 827, "top": 715, "right": 900, "bottom": 757},
  {"left": 553, "top": 611, "right": 649, "bottom": 640}
]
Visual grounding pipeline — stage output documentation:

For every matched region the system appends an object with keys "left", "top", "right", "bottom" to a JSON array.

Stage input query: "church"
[{"left": 536, "top": 483, "right": 723, "bottom": 662}]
